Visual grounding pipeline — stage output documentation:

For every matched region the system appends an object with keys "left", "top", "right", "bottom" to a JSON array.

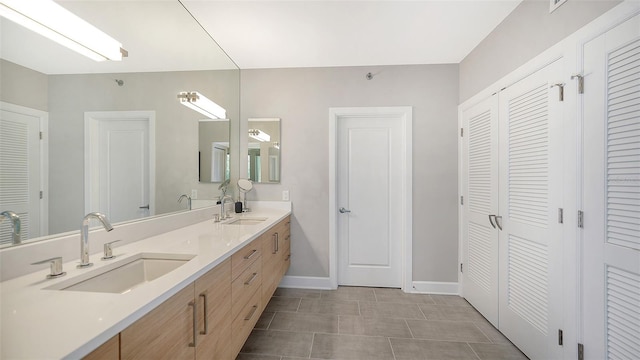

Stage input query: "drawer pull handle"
[
  {"left": 273, "top": 233, "right": 279, "bottom": 254},
  {"left": 199, "top": 293, "right": 208, "bottom": 335},
  {"left": 244, "top": 272, "right": 258, "bottom": 286},
  {"left": 188, "top": 301, "right": 197, "bottom": 347},
  {"left": 244, "top": 305, "right": 258, "bottom": 321},
  {"left": 244, "top": 249, "right": 257, "bottom": 260},
  {"left": 286, "top": 235, "right": 290, "bottom": 241},
  {"left": 285, "top": 254, "right": 291, "bottom": 261}
]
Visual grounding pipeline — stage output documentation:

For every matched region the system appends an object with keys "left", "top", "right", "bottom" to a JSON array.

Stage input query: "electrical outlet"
[
  {"left": 191, "top": 189, "right": 198, "bottom": 199},
  {"left": 282, "top": 190, "right": 289, "bottom": 201}
]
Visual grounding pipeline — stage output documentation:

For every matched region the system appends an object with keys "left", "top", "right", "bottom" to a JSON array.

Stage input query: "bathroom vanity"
[{"left": 0, "top": 204, "right": 291, "bottom": 359}]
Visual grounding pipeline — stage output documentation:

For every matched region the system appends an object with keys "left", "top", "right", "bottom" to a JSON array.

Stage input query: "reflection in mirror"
[
  {"left": 0, "top": 1, "right": 240, "bottom": 247},
  {"left": 199, "top": 119, "right": 230, "bottom": 183},
  {"left": 247, "top": 118, "right": 281, "bottom": 183}
]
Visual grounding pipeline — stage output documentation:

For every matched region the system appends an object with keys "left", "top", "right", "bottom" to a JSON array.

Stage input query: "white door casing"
[
  {"left": 329, "top": 107, "right": 412, "bottom": 290},
  {"left": 460, "top": 94, "right": 500, "bottom": 326},
  {"left": 85, "top": 111, "right": 155, "bottom": 223},
  {"left": 0, "top": 102, "right": 48, "bottom": 244},
  {"left": 497, "top": 58, "right": 565, "bottom": 360},
  {"left": 582, "top": 13, "right": 640, "bottom": 359}
]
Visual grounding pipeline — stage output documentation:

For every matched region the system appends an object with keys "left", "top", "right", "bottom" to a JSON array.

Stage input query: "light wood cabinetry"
[{"left": 89, "top": 216, "right": 289, "bottom": 360}]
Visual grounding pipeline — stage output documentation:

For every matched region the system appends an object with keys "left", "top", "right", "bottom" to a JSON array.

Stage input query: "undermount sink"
[
  {"left": 224, "top": 217, "right": 267, "bottom": 226},
  {"left": 47, "top": 253, "right": 195, "bottom": 294}
]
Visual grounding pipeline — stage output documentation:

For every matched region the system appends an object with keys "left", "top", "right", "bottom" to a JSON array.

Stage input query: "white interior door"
[
  {"left": 0, "top": 102, "right": 47, "bottom": 244},
  {"left": 497, "top": 58, "right": 565, "bottom": 360},
  {"left": 461, "top": 94, "right": 500, "bottom": 326},
  {"left": 211, "top": 144, "right": 227, "bottom": 183},
  {"left": 582, "top": 14, "right": 640, "bottom": 360},
  {"left": 86, "top": 111, "right": 155, "bottom": 224},
  {"left": 336, "top": 110, "right": 405, "bottom": 288}
]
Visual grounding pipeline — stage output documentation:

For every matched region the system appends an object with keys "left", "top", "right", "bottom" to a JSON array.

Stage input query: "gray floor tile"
[
  {"left": 240, "top": 330, "right": 313, "bottom": 358},
  {"left": 298, "top": 298, "right": 360, "bottom": 315},
  {"left": 339, "top": 315, "right": 413, "bottom": 338},
  {"left": 320, "top": 286, "right": 377, "bottom": 302},
  {"left": 469, "top": 343, "right": 529, "bottom": 360},
  {"left": 374, "top": 288, "right": 436, "bottom": 304},
  {"left": 359, "top": 301, "right": 426, "bottom": 319},
  {"left": 431, "top": 295, "right": 472, "bottom": 307},
  {"left": 310, "top": 333, "right": 395, "bottom": 360},
  {"left": 406, "top": 320, "right": 491, "bottom": 342},
  {"left": 254, "top": 311, "right": 275, "bottom": 330},
  {"left": 473, "top": 320, "right": 512, "bottom": 344},
  {"left": 390, "top": 338, "right": 479, "bottom": 360},
  {"left": 236, "top": 354, "right": 282, "bottom": 360},
  {"left": 265, "top": 296, "right": 301, "bottom": 313},
  {"left": 269, "top": 311, "right": 339, "bottom": 333},
  {"left": 275, "top": 287, "right": 323, "bottom": 299},
  {"left": 419, "top": 304, "right": 487, "bottom": 322}
]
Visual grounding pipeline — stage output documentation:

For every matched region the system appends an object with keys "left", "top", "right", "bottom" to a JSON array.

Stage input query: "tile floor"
[{"left": 237, "top": 286, "right": 529, "bottom": 360}]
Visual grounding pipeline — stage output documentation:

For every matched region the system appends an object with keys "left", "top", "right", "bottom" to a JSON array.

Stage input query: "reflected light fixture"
[
  {"left": 273, "top": 142, "right": 280, "bottom": 149},
  {"left": 177, "top": 91, "right": 227, "bottom": 119},
  {"left": 0, "top": 0, "right": 127, "bottom": 61},
  {"left": 248, "top": 129, "right": 271, "bottom": 142}
]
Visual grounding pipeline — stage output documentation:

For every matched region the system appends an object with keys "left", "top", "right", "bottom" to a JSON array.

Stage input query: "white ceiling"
[
  {"left": 182, "top": 0, "right": 523, "bottom": 69},
  {"left": 1, "top": 1, "right": 522, "bottom": 74}
]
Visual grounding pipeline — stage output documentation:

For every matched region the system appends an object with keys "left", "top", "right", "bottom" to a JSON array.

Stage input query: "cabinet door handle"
[
  {"left": 244, "top": 272, "right": 258, "bottom": 286},
  {"left": 199, "top": 293, "right": 208, "bottom": 335},
  {"left": 244, "top": 305, "right": 259, "bottom": 321},
  {"left": 244, "top": 249, "right": 257, "bottom": 260},
  {"left": 495, "top": 216, "right": 503, "bottom": 231},
  {"left": 188, "top": 301, "right": 197, "bottom": 347},
  {"left": 488, "top": 215, "right": 496, "bottom": 229}
]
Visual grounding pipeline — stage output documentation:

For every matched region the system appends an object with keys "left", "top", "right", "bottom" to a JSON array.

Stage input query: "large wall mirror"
[
  {"left": 247, "top": 118, "right": 281, "bottom": 183},
  {"left": 0, "top": 1, "right": 240, "bottom": 247}
]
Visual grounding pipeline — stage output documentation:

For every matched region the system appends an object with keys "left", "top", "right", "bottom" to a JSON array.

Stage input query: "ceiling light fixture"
[
  {"left": 177, "top": 91, "right": 227, "bottom": 119},
  {"left": 248, "top": 129, "right": 271, "bottom": 142},
  {"left": 0, "top": 0, "right": 127, "bottom": 62}
]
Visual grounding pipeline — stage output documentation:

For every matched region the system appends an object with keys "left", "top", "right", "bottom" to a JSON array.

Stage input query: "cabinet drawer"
[
  {"left": 83, "top": 335, "right": 119, "bottom": 360},
  {"left": 232, "top": 286, "right": 262, "bottom": 358},
  {"left": 231, "top": 258, "right": 262, "bottom": 319},
  {"left": 282, "top": 250, "right": 291, "bottom": 277},
  {"left": 231, "top": 238, "right": 261, "bottom": 280}
]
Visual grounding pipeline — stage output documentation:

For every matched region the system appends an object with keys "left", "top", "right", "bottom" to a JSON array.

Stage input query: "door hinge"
[
  {"left": 558, "top": 329, "right": 563, "bottom": 346},
  {"left": 39, "top": 191, "right": 43, "bottom": 199},
  {"left": 460, "top": 196, "right": 464, "bottom": 205},
  {"left": 460, "top": 128, "right": 464, "bottom": 137},
  {"left": 578, "top": 343, "right": 584, "bottom": 360},
  {"left": 571, "top": 74, "right": 584, "bottom": 94},
  {"left": 39, "top": 131, "right": 43, "bottom": 140},
  {"left": 558, "top": 208, "right": 564, "bottom": 224},
  {"left": 578, "top": 210, "right": 584, "bottom": 228},
  {"left": 460, "top": 263, "right": 463, "bottom": 273}
]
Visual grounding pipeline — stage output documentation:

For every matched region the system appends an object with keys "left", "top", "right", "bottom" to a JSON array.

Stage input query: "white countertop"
[{"left": 0, "top": 207, "right": 291, "bottom": 359}]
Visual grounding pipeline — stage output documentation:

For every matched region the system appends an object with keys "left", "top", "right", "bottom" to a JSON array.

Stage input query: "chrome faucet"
[
  {"left": 0, "top": 210, "right": 21, "bottom": 244},
  {"left": 79, "top": 212, "right": 113, "bottom": 268},
  {"left": 178, "top": 194, "right": 192, "bottom": 210},
  {"left": 220, "top": 195, "right": 233, "bottom": 219}
]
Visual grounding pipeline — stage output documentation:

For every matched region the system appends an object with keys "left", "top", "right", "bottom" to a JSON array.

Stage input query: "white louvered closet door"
[
  {"left": 583, "top": 14, "right": 640, "bottom": 360},
  {"left": 461, "top": 94, "right": 500, "bottom": 326},
  {"left": 497, "top": 58, "right": 565, "bottom": 360},
  {"left": 0, "top": 104, "right": 43, "bottom": 245}
]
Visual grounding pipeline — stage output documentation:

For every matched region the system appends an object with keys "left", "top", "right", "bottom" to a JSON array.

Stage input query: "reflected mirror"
[
  {"left": 199, "top": 119, "right": 230, "bottom": 183},
  {"left": 0, "top": 1, "right": 239, "bottom": 247},
  {"left": 247, "top": 118, "right": 281, "bottom": 183}
]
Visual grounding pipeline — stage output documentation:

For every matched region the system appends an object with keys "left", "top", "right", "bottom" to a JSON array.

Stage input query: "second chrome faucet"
[{"left": 78, "top": 212, "right": 114, "bottom": 268}]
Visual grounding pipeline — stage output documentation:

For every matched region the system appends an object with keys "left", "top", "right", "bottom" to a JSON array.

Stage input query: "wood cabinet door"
[
  {"left": 121, "top": 284, "right": 196, "bottom": 360},
  {"left": 194, "top": 259, "right": 232, "bottom": 360},
  {"left": 83, "top": 335, "right": 119, "bottom": 360}
]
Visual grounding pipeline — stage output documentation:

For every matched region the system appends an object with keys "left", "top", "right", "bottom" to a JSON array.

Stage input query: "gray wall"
[
  {"left": 0, "top": 60, "right": 48, "bottom": 111},
  {"left": 48, "top": 69, "right": 239, "bottom": 234},
  {"left": 459, "top": 0, "right": 620, "bottom": 103},
  {"left": 241, "top": 64, "right": 460, "bottom": 282}
]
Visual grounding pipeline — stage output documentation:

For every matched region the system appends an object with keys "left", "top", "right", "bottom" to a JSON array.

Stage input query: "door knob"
[{"left": 339, "top": 207, "right": 351, "bottom": 213}]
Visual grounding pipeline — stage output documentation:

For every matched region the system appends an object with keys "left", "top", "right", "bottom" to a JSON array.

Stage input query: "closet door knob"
[{"left": 339, "top": 207, "right": 351, "bottom": 213}]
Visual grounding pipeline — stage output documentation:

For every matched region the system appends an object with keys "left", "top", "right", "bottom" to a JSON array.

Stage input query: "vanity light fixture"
[
  {"left": 248, "top": 129, "right": 270, "bottom": 142},
  {"left": 177, "top": 91, "right": 227, "bottom": 119},
  {"left": 0, "top": 0, "right": 127, "bottom": 62}
]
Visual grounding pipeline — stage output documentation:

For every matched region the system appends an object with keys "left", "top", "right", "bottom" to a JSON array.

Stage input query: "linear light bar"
[
  {"left": 178, "top": 91, "right": 227, "bottom": 119},
  {"left": 0, "top": 0, "right": 126, "bottom": 61},
  {"left": 248, "top": 129, "right": 271, "bottom": 142}
]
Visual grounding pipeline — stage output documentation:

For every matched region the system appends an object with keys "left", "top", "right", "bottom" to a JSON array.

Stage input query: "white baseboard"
[
  {"left": 408, "top": 281, "right": 459, "bottom": 295},
  {"left": 278, "top": 275, "right": 336, "bottom": 290}
]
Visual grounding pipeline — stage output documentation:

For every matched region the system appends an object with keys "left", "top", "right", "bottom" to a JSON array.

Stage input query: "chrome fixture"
[
  {"left": 178, "top": 194, "right": 192, "bottom": 210},
  {"left": 31, "top": 256, "right": 66, "bottom": 279},
  {"left": 79, "top": 212, "right": 113, "bottom": 268},
  {"left": 0, "top": 210, "right": 21, "bottom": 244},
  {"left": 220, "top": 195, "right": 234, "bottom": 220},
  {"left": 102, "top": 240, "right": 121, "bottom": 260},
  {"left": 177, "top": 91, "right": 226, "bottom": 119}
]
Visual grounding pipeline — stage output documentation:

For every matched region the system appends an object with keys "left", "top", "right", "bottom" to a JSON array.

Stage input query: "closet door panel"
[
  {"left": 461, "top": 95, "right": 500, "bottom": 326},
  {"left": 498, "top": 58, "right": 564, "bottom": 360},
  {"left": 583, "top": 13, "right": 640, "bottom": 360}
]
